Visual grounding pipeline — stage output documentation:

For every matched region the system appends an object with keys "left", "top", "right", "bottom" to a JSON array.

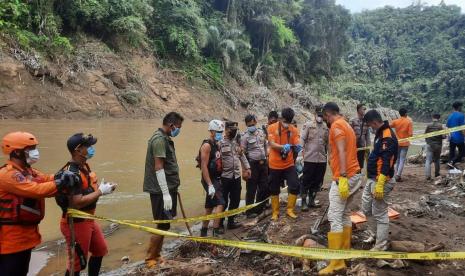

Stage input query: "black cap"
[{"left": 67, "top": 133, "right": 97, "bottom": 152}]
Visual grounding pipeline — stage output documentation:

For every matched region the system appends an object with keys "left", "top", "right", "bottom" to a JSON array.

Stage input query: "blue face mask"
[
  {"left": 86, "top": 146, "right": 95, "bottom": 159},
  {"left": 171, "top": 127, "right": 181, "bottom": 137},
  {"left": 215, "top": 132, "right": 223, "bottom": 141},
  {"left": 247, "top": 125, "right": 257, "bottom": 133}
]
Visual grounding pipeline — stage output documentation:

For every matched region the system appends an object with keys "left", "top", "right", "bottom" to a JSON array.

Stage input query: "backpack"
[{"left": 195, "top": 139, "right": 222, "bottom": 175}]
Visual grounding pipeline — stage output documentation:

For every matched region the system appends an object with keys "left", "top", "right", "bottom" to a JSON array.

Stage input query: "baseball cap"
[{"left": 67, "top": 133, "right": 97, "bottom": 152}]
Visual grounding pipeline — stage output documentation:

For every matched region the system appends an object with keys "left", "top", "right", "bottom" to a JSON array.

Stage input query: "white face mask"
[
  {"left": 316, "top": 117, "right": 323, "bottom": 123},
  {"left": 26, "top": 149, "right": 40, "bottom": 165}
]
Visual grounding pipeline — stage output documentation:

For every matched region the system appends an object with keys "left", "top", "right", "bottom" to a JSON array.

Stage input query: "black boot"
[
  {"left": 200, "top": 227, "right": 208, "bottom": 237},
  {"left": 301, "top": 194, "right": 309, "bottom": 212},
  {"left": 308, "top": 192, "right": 321, "bottom": 208}
]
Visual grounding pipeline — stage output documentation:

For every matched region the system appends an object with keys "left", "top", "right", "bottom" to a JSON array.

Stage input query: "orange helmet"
[{"left": 2, "top": 132, "right": 39, "bottom": 155}]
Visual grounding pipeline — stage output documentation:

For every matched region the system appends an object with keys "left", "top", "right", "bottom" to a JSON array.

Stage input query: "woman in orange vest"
[{"left": 0, "top": 132, "right": 67, "bottom": 276}]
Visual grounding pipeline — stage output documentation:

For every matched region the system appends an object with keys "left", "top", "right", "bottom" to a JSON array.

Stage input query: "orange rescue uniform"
[
  {"left": 0, "top": 161, "right": 56, "bottom": 254},
  {"left": 390, "top": 116, "right": 413, "bottom": 147},
  {"left": 268, "top": 123, "right": 300, "bottom": 170},
  {"left": 329, "top": 118, "right": 360, "bottom": 180}
]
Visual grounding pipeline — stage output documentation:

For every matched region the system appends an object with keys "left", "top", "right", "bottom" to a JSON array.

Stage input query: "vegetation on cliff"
[{"left": 1, "top": 1, "right": 465, "bottom": 117}]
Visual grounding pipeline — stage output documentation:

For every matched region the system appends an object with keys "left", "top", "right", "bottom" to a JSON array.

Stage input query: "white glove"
[
  {"left": 156, "top": 169, "right": 172, "bottom": 211},
  {"left": 208, "top": 184, "right": 216, "bottom": 198},
  {"left": 98, "top": 178, "right": 115, "bottom": 195}
]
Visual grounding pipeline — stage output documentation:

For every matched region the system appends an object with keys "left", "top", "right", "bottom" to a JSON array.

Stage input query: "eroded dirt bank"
[{"left": 0, "top": 39, "right": 398, "bottom": 122}]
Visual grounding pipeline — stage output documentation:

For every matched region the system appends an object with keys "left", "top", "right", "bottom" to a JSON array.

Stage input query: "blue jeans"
[
  {"left": 395, "top": 146, "right": 409, "bottom": 177},
  {"left": 425, "top": 144, "right": 441, "bottom": 178}
]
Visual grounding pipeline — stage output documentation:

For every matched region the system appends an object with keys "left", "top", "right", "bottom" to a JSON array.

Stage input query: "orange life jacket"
[{"left": 0, "top": 164, "right": 45, "bottom": 225}]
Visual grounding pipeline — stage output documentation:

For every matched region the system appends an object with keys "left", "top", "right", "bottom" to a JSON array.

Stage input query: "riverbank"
[
  {"left": 34, "top": 161, "right": 465, "bottom": 276},
  {"left": 0, "top": 38, "right": 400, "bottom": 123},
  {"left": 88, "top": 162, "right": 465, "bottom": 276}
]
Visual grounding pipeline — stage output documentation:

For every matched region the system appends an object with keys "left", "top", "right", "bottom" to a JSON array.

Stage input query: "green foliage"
[
  {"left": 271, "top": 16, "right": 297, "bottom": 48},
  {"left": 120, "top": 89, "right": 142, "bottom": 105},
  {"left": 0, "top": 0, "right": 28, "bottom": 29},
  {"left": 151, "top": 0, "right": 207, "bottom": 60},
  {"left": 1, "top": 0, "right": 352, "bottom": 90},
  {"left": 51, "top": 36, "right": 73, "bottom": 55},
  {"left": 335, "top": 4, "right": 465, "bottom": 117}
]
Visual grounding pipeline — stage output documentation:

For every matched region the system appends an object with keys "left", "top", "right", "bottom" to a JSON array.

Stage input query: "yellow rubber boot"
[
  {"left": 318, "top": 232, "right": 347, "bottom": 275},
  {"left": 271, "top": 195, "right": 280, "bottom": 221},
  {"left": 343, "top": 226, "right": 352, "bottom": 250},
  {"left": 286, "top": 194, "right": 298, "bottom": 219}
]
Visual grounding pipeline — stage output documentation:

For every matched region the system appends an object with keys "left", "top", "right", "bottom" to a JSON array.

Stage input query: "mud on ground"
[{"left": 109, "top": 163, "right": 465, "bottom": 276}]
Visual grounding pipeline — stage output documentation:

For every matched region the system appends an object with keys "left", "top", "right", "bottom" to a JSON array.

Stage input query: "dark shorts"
[
  {"left": 202, "top": 178, "right": 225, "bottom": 209},
  {"left": 150, "top": 191, "right": 178, "bottom": 231}
]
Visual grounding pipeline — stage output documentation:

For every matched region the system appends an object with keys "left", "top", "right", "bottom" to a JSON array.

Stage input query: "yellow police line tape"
[
  {"left": 67, "top": 200, "right": 263, "bottom": 224},
  {"left": 358, "top": 124, "right": 465, "bottom": 152},
  {"left": 67, "top": 209, "right": 465, "bottom": 260}
]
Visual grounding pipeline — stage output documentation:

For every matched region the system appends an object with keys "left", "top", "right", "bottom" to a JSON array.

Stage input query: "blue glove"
[
  {"left": 295, "top": 144, "right": 303, "bottom": 153},
  {"left": 283, "top": 144, "right": 291, "bottom": 153}
]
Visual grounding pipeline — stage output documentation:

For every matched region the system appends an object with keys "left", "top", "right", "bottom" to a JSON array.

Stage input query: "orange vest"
[
  {"left": 56, "top": 162, "right": 98, "bottom": 218},
  {"left": 0, "top": 161, "right": 56, "bottom": 254}
]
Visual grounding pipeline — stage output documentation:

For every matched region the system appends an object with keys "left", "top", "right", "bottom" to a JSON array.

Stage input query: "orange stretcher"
[{"left": 350, "top": 208, "right": 400, "bottom": 225}]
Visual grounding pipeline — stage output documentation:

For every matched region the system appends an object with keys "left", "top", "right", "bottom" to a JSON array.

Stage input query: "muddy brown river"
[
  {"left": 0, "top": 119, "right": 427, "bottom": 275},
  {"left": 0, "top": 119, "right": 214, "bottom": 275}
]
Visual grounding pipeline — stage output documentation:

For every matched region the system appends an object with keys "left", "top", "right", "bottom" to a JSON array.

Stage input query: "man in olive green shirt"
[{"left": 143, "top": 112, "right": 184, "bottom": 268}]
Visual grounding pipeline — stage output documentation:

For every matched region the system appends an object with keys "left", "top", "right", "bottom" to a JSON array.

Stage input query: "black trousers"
[
  {"left": 0, "top": 248, "right": 32, "bottom": 276},
  {"left": 450, "top": 141, "right": 465, "bottom": 165},
  {"left": 301, "top": 162, "right": 327, "bottom": 195},
  {"left": 222, "top": 177, "right": 242, "bottom": 223},
  {"left": 269, "top": 166, "right": 299, "bottom": 196},
  {"left": 246, "top": 161, "right": 269, "bottom": 214}
]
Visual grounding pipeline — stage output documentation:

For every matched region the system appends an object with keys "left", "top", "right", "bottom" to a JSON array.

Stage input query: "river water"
[
  {"left": 0, "top": 119, "right": 212, "bottom": 275},
  {"left": 0, "top": 119, "right": 428, "bottom": 275}
]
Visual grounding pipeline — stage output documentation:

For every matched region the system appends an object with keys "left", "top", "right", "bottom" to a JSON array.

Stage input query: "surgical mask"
[
  {"left": 26, "top": 149, "right": 40, "bottom": 165},
  {"left": 86, "top": 146, "right": 95, "bottom": 159},
  {"left": 247, "top": 125, "right": 257, "bottom": 133},
  {"left": 215, "top": 132, "right": 223, "bottom": 141},
  {"left": 282, "top": 123, "right": 289, "bottom": 128},
  {"left": 316, "top": 116, "right": 323, "bottom": 123},
  {"left": 170, "top": 127, "right": 180, "bottom": 137}
]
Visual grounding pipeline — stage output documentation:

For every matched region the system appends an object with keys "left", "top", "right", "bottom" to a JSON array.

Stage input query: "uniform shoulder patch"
[{"left": 12, "top": 171, "right": 26, "bottom": 183}]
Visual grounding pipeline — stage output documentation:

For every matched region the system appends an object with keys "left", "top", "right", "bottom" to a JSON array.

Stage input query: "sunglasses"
[{"left": 74, "top": 134, "right": 95, "bottom": 151}]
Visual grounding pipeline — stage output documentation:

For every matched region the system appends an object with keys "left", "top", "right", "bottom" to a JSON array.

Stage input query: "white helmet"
[{"left": 208, "top": 119, "right": 225, "bottom": 132}]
